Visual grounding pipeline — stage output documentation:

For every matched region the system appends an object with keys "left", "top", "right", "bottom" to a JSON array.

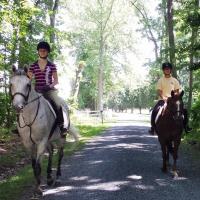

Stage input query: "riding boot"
[
  {"left": 149, "top": 109, "right": 156, "bottom": 135},
  {"left": 57, "top": 107, "right": 68, "bottom": 136}
]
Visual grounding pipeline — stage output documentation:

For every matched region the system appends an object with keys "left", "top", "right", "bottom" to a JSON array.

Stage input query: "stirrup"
[{"left": 60, "top": 126, "right": 68, "bottom": 136}]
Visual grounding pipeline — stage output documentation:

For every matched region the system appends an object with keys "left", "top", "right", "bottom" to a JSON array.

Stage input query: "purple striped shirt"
[{"left": 29, "top": 61, "right": 57, "bottom": 92}]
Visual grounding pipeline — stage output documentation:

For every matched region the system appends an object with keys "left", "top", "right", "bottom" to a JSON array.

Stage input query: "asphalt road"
[{"left": 43, "top": 124, "right": 200, "bottom": 200}]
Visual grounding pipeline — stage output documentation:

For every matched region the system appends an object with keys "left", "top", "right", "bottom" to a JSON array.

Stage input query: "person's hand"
[
  {"left": 43, "top": 85, "right": 51, "bottom": 92},
  {"left": 162, "top": 96, "right": 168, "bottom": 102}
]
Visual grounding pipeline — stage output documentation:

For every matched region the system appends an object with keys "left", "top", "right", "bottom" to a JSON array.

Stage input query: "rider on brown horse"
[{"left": 149, "top": 62, "right": 192, "bottom": 135}]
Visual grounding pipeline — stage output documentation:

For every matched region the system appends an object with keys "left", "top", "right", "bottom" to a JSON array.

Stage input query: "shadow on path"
[{"left": 43, "top": 125, "right": 200, "bottom": 200}]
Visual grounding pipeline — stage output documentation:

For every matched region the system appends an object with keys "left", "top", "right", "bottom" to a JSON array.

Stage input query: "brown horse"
[{"left": 156, "top": 90, "right": 184, "bottom": 177}]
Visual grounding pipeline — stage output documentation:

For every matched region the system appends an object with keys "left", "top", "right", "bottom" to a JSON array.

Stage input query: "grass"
[
  {"left": 0, "top": 128, "right": 12, "bottom": 142},
  {"left": 182, "top": 127, "right": 200, "bottom": 143},
  {"left": 0, "top": 124, "right": 107, "bottom": 200}
]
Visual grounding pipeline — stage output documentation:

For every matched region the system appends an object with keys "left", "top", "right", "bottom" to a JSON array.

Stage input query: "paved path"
[{"left": 43, "top": 124, "right": 200, "bottom": 200}]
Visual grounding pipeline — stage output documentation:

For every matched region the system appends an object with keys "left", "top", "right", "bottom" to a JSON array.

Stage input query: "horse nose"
[{"left": 15, "top": 104, "right": 24, "bottom": 111}]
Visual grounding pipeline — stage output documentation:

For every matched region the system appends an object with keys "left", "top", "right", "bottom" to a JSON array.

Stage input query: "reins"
[
  {"left": 17, "top": 95, "right": 42, "bottom": 144},
  {"left": 163, "top": 99, "right": 183, "bottom": 121}
]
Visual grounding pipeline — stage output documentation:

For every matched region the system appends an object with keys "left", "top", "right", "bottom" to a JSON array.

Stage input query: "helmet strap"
[{"left": 39, "top": 56, "right": 48, "bottom": 59}]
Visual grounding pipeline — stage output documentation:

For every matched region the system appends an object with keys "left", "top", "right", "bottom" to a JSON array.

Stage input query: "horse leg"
[
  {"left": 172, "top": 141, "right": 180, "bottom": 177},
  {"left": 47, "top": 143, "right": 54, "bottom": 186},
  {"left": 32, "top": 157, "right": 43, "bottom": 196},
  {"left": 32, "top": 143, "right": 46, "bottom": 196},
  {"left": 166, "top": 147, "right": 170, "bottom": 168},
  {"left": 55, "top": 145, "right": 64, "bottom": 184},
  {"left": 166, "top": 141, "right": 173, "bottom": 167},
  {"left": 161, "top": 144, "right": 167, "bottom": 172}
]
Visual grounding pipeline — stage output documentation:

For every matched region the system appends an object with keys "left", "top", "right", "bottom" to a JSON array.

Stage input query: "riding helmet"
[
  {"left": 37, "top": 41, "right": 51, "bottom": 52},
  {"left": 162, "top": 62, "right": 173, "bottom": 70}
]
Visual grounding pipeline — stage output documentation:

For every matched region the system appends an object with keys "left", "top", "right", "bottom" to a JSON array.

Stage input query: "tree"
[
  {"left": 64, "top": 0, "right": 137, "bottom": 110},
  {"left": 166, "top": 0, "right": 177, "bottom": 77}
]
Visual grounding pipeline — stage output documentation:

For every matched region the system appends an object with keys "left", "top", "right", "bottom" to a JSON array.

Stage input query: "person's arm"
[
  {"left": 27, "top": 70, "right": 33, "bottom": 79},
  {"left": 50, "top": 71, "right": 58, "bottom": 88},
  {"left": 174, "top": 78, "right": 180, "bottom": 95}
]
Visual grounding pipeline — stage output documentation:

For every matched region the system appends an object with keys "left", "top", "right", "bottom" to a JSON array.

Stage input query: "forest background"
[{"left": 0, "top": 0, "right": 199, "bottom": 133}]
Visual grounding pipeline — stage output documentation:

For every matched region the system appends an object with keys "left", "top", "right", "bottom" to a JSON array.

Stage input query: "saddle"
[
  {"left": 46, "top": 100, "right": 70, "bottom": 139},
  {"left": 155, "top": 103, "right": 167, "bottom": 124}
]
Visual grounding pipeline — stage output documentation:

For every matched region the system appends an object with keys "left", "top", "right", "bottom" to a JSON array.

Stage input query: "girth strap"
[{"left": 48, "top": 118, "right": 58, "bottom": 140}]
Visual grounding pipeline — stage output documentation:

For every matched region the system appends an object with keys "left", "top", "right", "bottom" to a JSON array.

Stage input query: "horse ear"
[
  {"left": 171, "top": 90, "right": 175, "bottom": 97},
  {"left": 23, "top": 64, "right": 28, "bottom": 73},
  {"left": 180, "top": 90, "right": 184, "bottom": 98}
]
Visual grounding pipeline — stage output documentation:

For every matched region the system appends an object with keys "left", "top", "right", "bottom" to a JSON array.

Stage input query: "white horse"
[{"left": 10, "top": 66, "right": 79, "bottom": 196}]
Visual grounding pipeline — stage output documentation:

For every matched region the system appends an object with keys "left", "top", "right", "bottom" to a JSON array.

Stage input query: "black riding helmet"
[
  {"left": 162, "top": 62, "right": 172, "bottom": 70},
  {"left": 37, "top": 41, "right": 51, "bottom": 52}
]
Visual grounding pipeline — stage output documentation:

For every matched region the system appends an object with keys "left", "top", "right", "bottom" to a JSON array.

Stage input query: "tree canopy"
[{"left": 0, "top": 0, "right": 199, "bottom": 130}]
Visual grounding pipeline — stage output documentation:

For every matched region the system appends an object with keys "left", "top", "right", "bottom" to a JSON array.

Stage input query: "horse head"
[
  {"left": 167, "top": 90, "right": 184, "bottom": 121},
  {"left": 10, "top": 65, "right": 31, "bottom": 111}
]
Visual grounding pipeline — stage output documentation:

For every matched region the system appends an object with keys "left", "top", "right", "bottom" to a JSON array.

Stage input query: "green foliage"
[
  {"left": 191, "top": 96, "right": 200, "bottom": 131},
  {"left": 0, "top": 93, "right": 15, "bottom": 128},
  {"left": 107, "top": 85, "right": 156, "bottom": 111}
]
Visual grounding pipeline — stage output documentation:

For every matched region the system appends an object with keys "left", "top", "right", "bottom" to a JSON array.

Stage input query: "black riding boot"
[{"left": 57, "top": 107, "right": 68, "bottom": 136}]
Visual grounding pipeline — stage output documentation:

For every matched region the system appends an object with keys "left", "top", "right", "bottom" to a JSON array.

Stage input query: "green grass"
[
  {"left": 183, "top": 129, "right": 200, "bottom": 144},
  {"left": 77, "top": 125, "right": 107, "bottom": 137},
  {"left": 0, "top": 124, "right": 107, "bottom": 200},
  {"left": 0, "top": 128, "right": 12, "bottom": 142}
]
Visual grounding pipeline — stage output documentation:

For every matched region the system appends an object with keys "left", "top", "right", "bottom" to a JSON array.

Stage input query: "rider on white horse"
[{"left": 13, "top": 41, "right": 69, "bottom": 136}]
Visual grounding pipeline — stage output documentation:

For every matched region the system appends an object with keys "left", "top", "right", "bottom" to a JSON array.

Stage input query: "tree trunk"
[
  {"left": 187, "top": 28, "right": 198, "bottom": 111},
  {"left": 98, "top": 34, "right": 104, "bottom": 111},
  {"left": 49, "top": 0, "right": 59, "bottom": 61},
  {"left": 162, "top": 0, "right": 169, "bottom": 60},
  {"left": 97, "top": 0, "right": 115, "bottom": 111},
  {"left": 167, "top": 0, "right": 177, "bottom": 77},
  {"left": 71, "top": 63, "right": 85, "bottom": 104}
]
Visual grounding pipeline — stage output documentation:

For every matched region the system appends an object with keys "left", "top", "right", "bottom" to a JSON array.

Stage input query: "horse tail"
[
  {"left": 167, "top": 142, "right": 174, "bottom": 155},
  {"left": 68, "top": 124, "right": 80, "bottom": 142}
]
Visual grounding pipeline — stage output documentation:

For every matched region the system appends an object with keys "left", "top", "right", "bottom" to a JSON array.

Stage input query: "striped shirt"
[{"left": 29, "top": 60, "right": 57, "bottom": 92}]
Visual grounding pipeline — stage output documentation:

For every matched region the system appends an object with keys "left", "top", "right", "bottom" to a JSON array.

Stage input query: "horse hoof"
[
  {"left": 173, "top": 171, "right": 179, "bottom": 178},
  {"left": 47, "top": 178, "right": 54, "bottom": 186},
  {"left": 54, "top": 178, "right": 62, "bottom": 187},
  {"left": 34, "top": 186, "right": 43, "bottom": 197}
]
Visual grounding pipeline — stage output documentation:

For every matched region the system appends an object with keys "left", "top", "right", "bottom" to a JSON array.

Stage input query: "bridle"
[
  {"left": 167, "top": 99, "right": 183, "bottom": 121},
  {"left": 11, "top": 84, "right": 31, "bottom": 104},
  {"left": 16, "top": 94, "right": 42, "bottom": 129},
  {"left": 10, "top": 80, "right": 42, "bottom": 144}
]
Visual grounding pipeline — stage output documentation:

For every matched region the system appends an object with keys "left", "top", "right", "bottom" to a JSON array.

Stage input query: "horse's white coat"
[{"left": 10, "top": 74, "right": 79, "bottom": 158}]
